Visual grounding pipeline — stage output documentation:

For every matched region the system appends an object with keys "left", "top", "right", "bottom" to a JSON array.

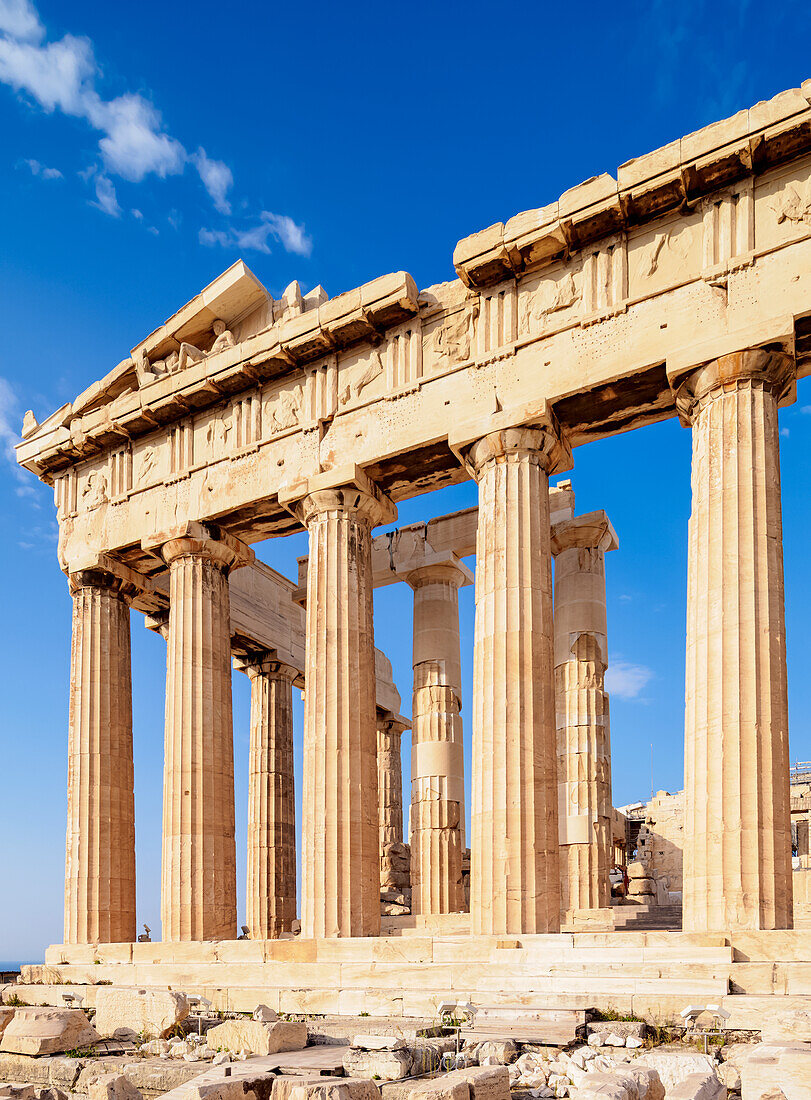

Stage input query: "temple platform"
[{"left": 11, "top": 924, "right": 811, "bottom": 1031}]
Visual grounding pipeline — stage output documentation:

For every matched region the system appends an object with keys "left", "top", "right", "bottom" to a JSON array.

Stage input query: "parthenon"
[{"left": 14, "top": 79, "right": 811, "bottom": 1024}]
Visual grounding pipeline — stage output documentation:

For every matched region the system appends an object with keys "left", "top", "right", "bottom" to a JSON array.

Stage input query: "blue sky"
[{"left": 1, "top": 0, "right": 810, "bottom": 961}]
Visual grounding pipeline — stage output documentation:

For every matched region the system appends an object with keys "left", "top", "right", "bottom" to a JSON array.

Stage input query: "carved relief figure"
[
  {"left": 81, "top": 471, "right": 108, "bottom": 509},
  {"left": 137, "top": 447, "right": 157, "bottom": 485},
  {"left": 430, "top": 304, "right": 474, "bottom": 367},
  {"left": 267, "top": 385, "right": 303, "bottom": 434},
  {"left": 520, "top": 271, "right": 579, "bottom": 334},
  {"left": 339, "top": 348, "right": 383, "bottom": 405},
  {"left": 772, "top": 179, "right": 811, "bottom": 227},
  {"left": 206, "top": 409, "right": 233, "bottom": 453}
]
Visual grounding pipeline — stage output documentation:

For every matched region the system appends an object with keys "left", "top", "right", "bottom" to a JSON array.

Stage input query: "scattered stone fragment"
[
  {"left": 407, "top": 1078, "right": 469, "bottom": 1100},
  {"left": 205, "top": 1019, "right": 307, "bottom": 1056},
  {"left": 587, "top": 1035, "right": 603, "bottom": 1049},
  {"left": 667, "top": 1071, "right": 724, "bottom": 1100},
  {"left": 253, "top": 1005, "right": 278, "bottom": 1024},
  {"left": 343, "top": 1048, "right": 411, "bottom": 1080},
  {"left": 212, "top": 1053, "right": 230, "bottom": 1066},
  {"left": 0, "top": 1007, "right": 99, "bottom": 1056},
  {"left": 352, "top": 1035, "right": 406, "bottom": 1051},
  {"left": 289, "top": 1081, "right": 382, "bottom": 1100},
  {"left": 0, "top": 1010, "right": 16, "bottom": 1040},
  {"left": 604, "top": 1035, "right": 626, "bottom": 1048},
  {"left": 741, "top": 1043, "right": 811, "bottom": 1100},
  {"left": 475, "top": 1040, "right": 518, "bottom": 1065},
  {"left": 87, "top": 1074, "right": 143, "bottom": 1100},
  {"left": 634, "top": 1052, "right": 717, "bottom": 1093},
  {"left": 94, "top": 989, "right": 189, "bottom": 1041},
  {"left": 625, "top": 1037, "right": 643, "bottom": 1049}
]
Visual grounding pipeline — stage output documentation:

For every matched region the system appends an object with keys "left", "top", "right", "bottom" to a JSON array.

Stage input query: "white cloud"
[
  {"left": 91, "top": 172, "right": 120, "bottom": 217},
  {"left": 0, "top": 376, "right": 35, "bottom": 496},
  {"left": 262, "top": 212, "right": 312, "bottom": 256},
  {"left": 200, "top": 212, "right": 312, "bottom": 256},
  {"left": 22, "top": 156, "right": 61, "bottom": 178},
  {"left": 606, "top": 660, "right": 654, "bottom": 701},
  {"left": 192, "top": 148, "right": 232, "bottom": 215},
  {"left": 0, "top": 3, "right": 230, "bottom": 213},
  {"left": 0, "top": 0, "right": 42, "bottom": 43},
  {"left": 780, "top": 427, "right": 790, "bottom": 438},
  {"left": 801, "top": 406, "right": 811, "bottom": 415}
]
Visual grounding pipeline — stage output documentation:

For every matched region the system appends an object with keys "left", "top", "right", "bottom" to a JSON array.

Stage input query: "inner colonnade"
[
  {"left": 21, "top": 82, "right": 811, "bottom": 957},
  {"left": 62, "top": 464, "right": 619, "bottom": 944}
]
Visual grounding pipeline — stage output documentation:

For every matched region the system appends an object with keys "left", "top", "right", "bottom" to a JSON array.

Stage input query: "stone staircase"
[{"left": 613, "top": 904, "right": 683, "bottom": 931}]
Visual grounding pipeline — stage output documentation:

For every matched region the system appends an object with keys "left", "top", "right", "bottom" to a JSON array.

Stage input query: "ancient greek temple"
[{"left": 17, "top": 81, "right": 811, "bottom": 1019}]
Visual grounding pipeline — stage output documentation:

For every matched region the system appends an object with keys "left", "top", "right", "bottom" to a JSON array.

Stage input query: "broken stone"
[
  {"left": 475, "top": 1040, "right": 517, "bottom": 1065},
  {"left": 0, "top": 1007, "right": 99, "bottom": 1056},
  {"left": 86, "top": 1074, "right": 143, "bottom": 1100},
  {"left": 288, "top": 1081, "right": 382, "bottom": 1100},
  {"left": 381, "top": 904, "right": 410, "bottom": 917},
  {"left": 139, "top": 1039, "right": 170, "bottom": 1056},
  {"left": 717, "top": 1062, "right": 741, "bottom": 1091},
  {"left": 342, "top": 1048, "right": 411, "bottom": 1080},
  {"left": 252, "top": 1005, "right": 278, "bottom": 1023},
  {"left": 352, "top": 1034, "right": 406, "bottom": 1051},
  {"left": 441, "top": 1066, "right": 510, "bottom": 1100},
  {"left": 0, "top": 1010, "right": 16, "bottom": 1039},
  {"left": 667, "top": 1072, "right": 724, "bottom": 1100},
  {"left": 634, "top": 1053, "right": 717, "bottom": 1093},
  {"left": 604, "top": 1034, "right": 626, "bottom": 1047},
  {"left": 587, "top": 1034, "right": 603, "bottom": 1049},
  {"left": 625, "top": 1037, "right": 643, "bottom": 1049},
  {"left": 94, "top": 989, "right": 190, "bottom": 1041},
  {"left": 741, "top": 1043, "right": 811, "bottom": 1100},
  {"left": 410, "top": 1038, "right": 457, "bottom": 1075},
  {"left": 408, "top": 1079, "right": 469, "bottom": 1100},
  {"left": 205, "top": 1019, "right": 307, "bottom": 1055}
]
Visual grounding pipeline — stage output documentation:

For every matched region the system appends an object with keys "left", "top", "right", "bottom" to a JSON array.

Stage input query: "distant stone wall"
[
  {"left": 793, "top": 869, "right": 811, "bottom": 927},
  {"left": 634, "top": 791, "right": 685, "bottom": 901}
]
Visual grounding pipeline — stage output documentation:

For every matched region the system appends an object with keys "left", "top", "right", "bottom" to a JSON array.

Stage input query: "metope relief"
[
  {"left": 519, "top": 269, "right": 580, "bottom": 337},
  {"left": 627, "top": 214, "right": 700, "bottom": 300},
  {"left": 338, "top": 347, "right": 384, "bottom": 407},
  {"left": 264, "top": 381, "right": 304, "bottom": 436}
]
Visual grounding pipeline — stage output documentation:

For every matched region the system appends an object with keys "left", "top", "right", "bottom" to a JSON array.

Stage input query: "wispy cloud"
[
  {"left": 199, "top": 212, "right": 312, "bottom": 257},
  {"left": 0, "top": 375, "right": 36, "bottom": 497},
  {"left": 91, "top": 171, "right": 120, "bottom": 217},
  {"left": 606, "top": 660, "right": 655, "bottom": 701},
  {"left": 20, "top": 156, "right": 61, "bottom": 179},
  {"left": 0, "top": 0, "right": 231, "bottom": 211}
]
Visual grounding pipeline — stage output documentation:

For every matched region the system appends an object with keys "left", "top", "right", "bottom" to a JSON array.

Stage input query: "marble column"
[
  {"left": 160, "top": 532, "right": 246, "bottom": 942},
  {"left": 675, "top": 348, "right": 794, "bottom": 931},
  {"left": 466, "top": 423, "right": 570, "bottom": 935},
  {"left": 377, "top": 717, "right": 404, "bottom": 850},
  {"left": 238, "top": 654, "right": 297, "bottom": 939},
  {"left": 407, "top": 561, "right": 467, "bottom": 915},
  {"left": 65, "top": 569, "right": 136, "bottom": 944},
  {"left": 294, "top": 483, "right": 395, "bottom": 938},
  {"left": 551, "top": 510, "right": 617, "bottom": 916}
]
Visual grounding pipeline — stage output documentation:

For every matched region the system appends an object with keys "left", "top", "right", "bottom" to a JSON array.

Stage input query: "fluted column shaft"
[
  {"left": 408, "top": 563, "right": 466, "bottom": 915},
  {"left": 243, "top": 657, "right": 297, "bottom": 939},
  {"left": 65, "top": 571, "right": 136, "bottom": 944},
  {"left": 468, "top": 425, "right": 568, "bottom": 935},
  {"left": 377, "top": 720, "right": 404, "bottom": 850},
  {"left": 161, "top": 536, "right": 241, "bottom": 942},
  {"left": 678, "top": 349, "right": 794, "bottom": 931},
  {"left": 297, "top": 486, "right": 392, "bottom": 938},
  {"left": 551, "top": 513, "right": 617, "bottom": 914}
]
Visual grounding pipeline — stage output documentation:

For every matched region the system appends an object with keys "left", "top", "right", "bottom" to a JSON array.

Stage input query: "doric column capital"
[
  {"left": 143, "top": 522, "right": 254, "bottom": 574},
  {"left": 449, "top": 399, "right": 573, "bottom": 481},
  {"left": 551, "top": 511, "right": 619, "bottom": 557},
  {"left": 234, "top": 651, "right": 299, "bottom": 683},
  {"left": 673, "top": 347, "right": 796, "bottom": 424},
  {"left": 405, "top": 558, "right": 470, "bottom": 591},
  {"left": 280, "top": 463, "right": 397, "bottom": 530},
  {"left": 67, "top": 554, "right": 156, "bottom": 603},
  {"left": 465, "top": 423, "right": 571, "bottom": 479}
]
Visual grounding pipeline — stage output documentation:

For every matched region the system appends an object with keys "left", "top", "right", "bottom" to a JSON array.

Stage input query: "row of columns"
[{"left": 63, "top": 346, "right": 796, "bottom": 942}]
